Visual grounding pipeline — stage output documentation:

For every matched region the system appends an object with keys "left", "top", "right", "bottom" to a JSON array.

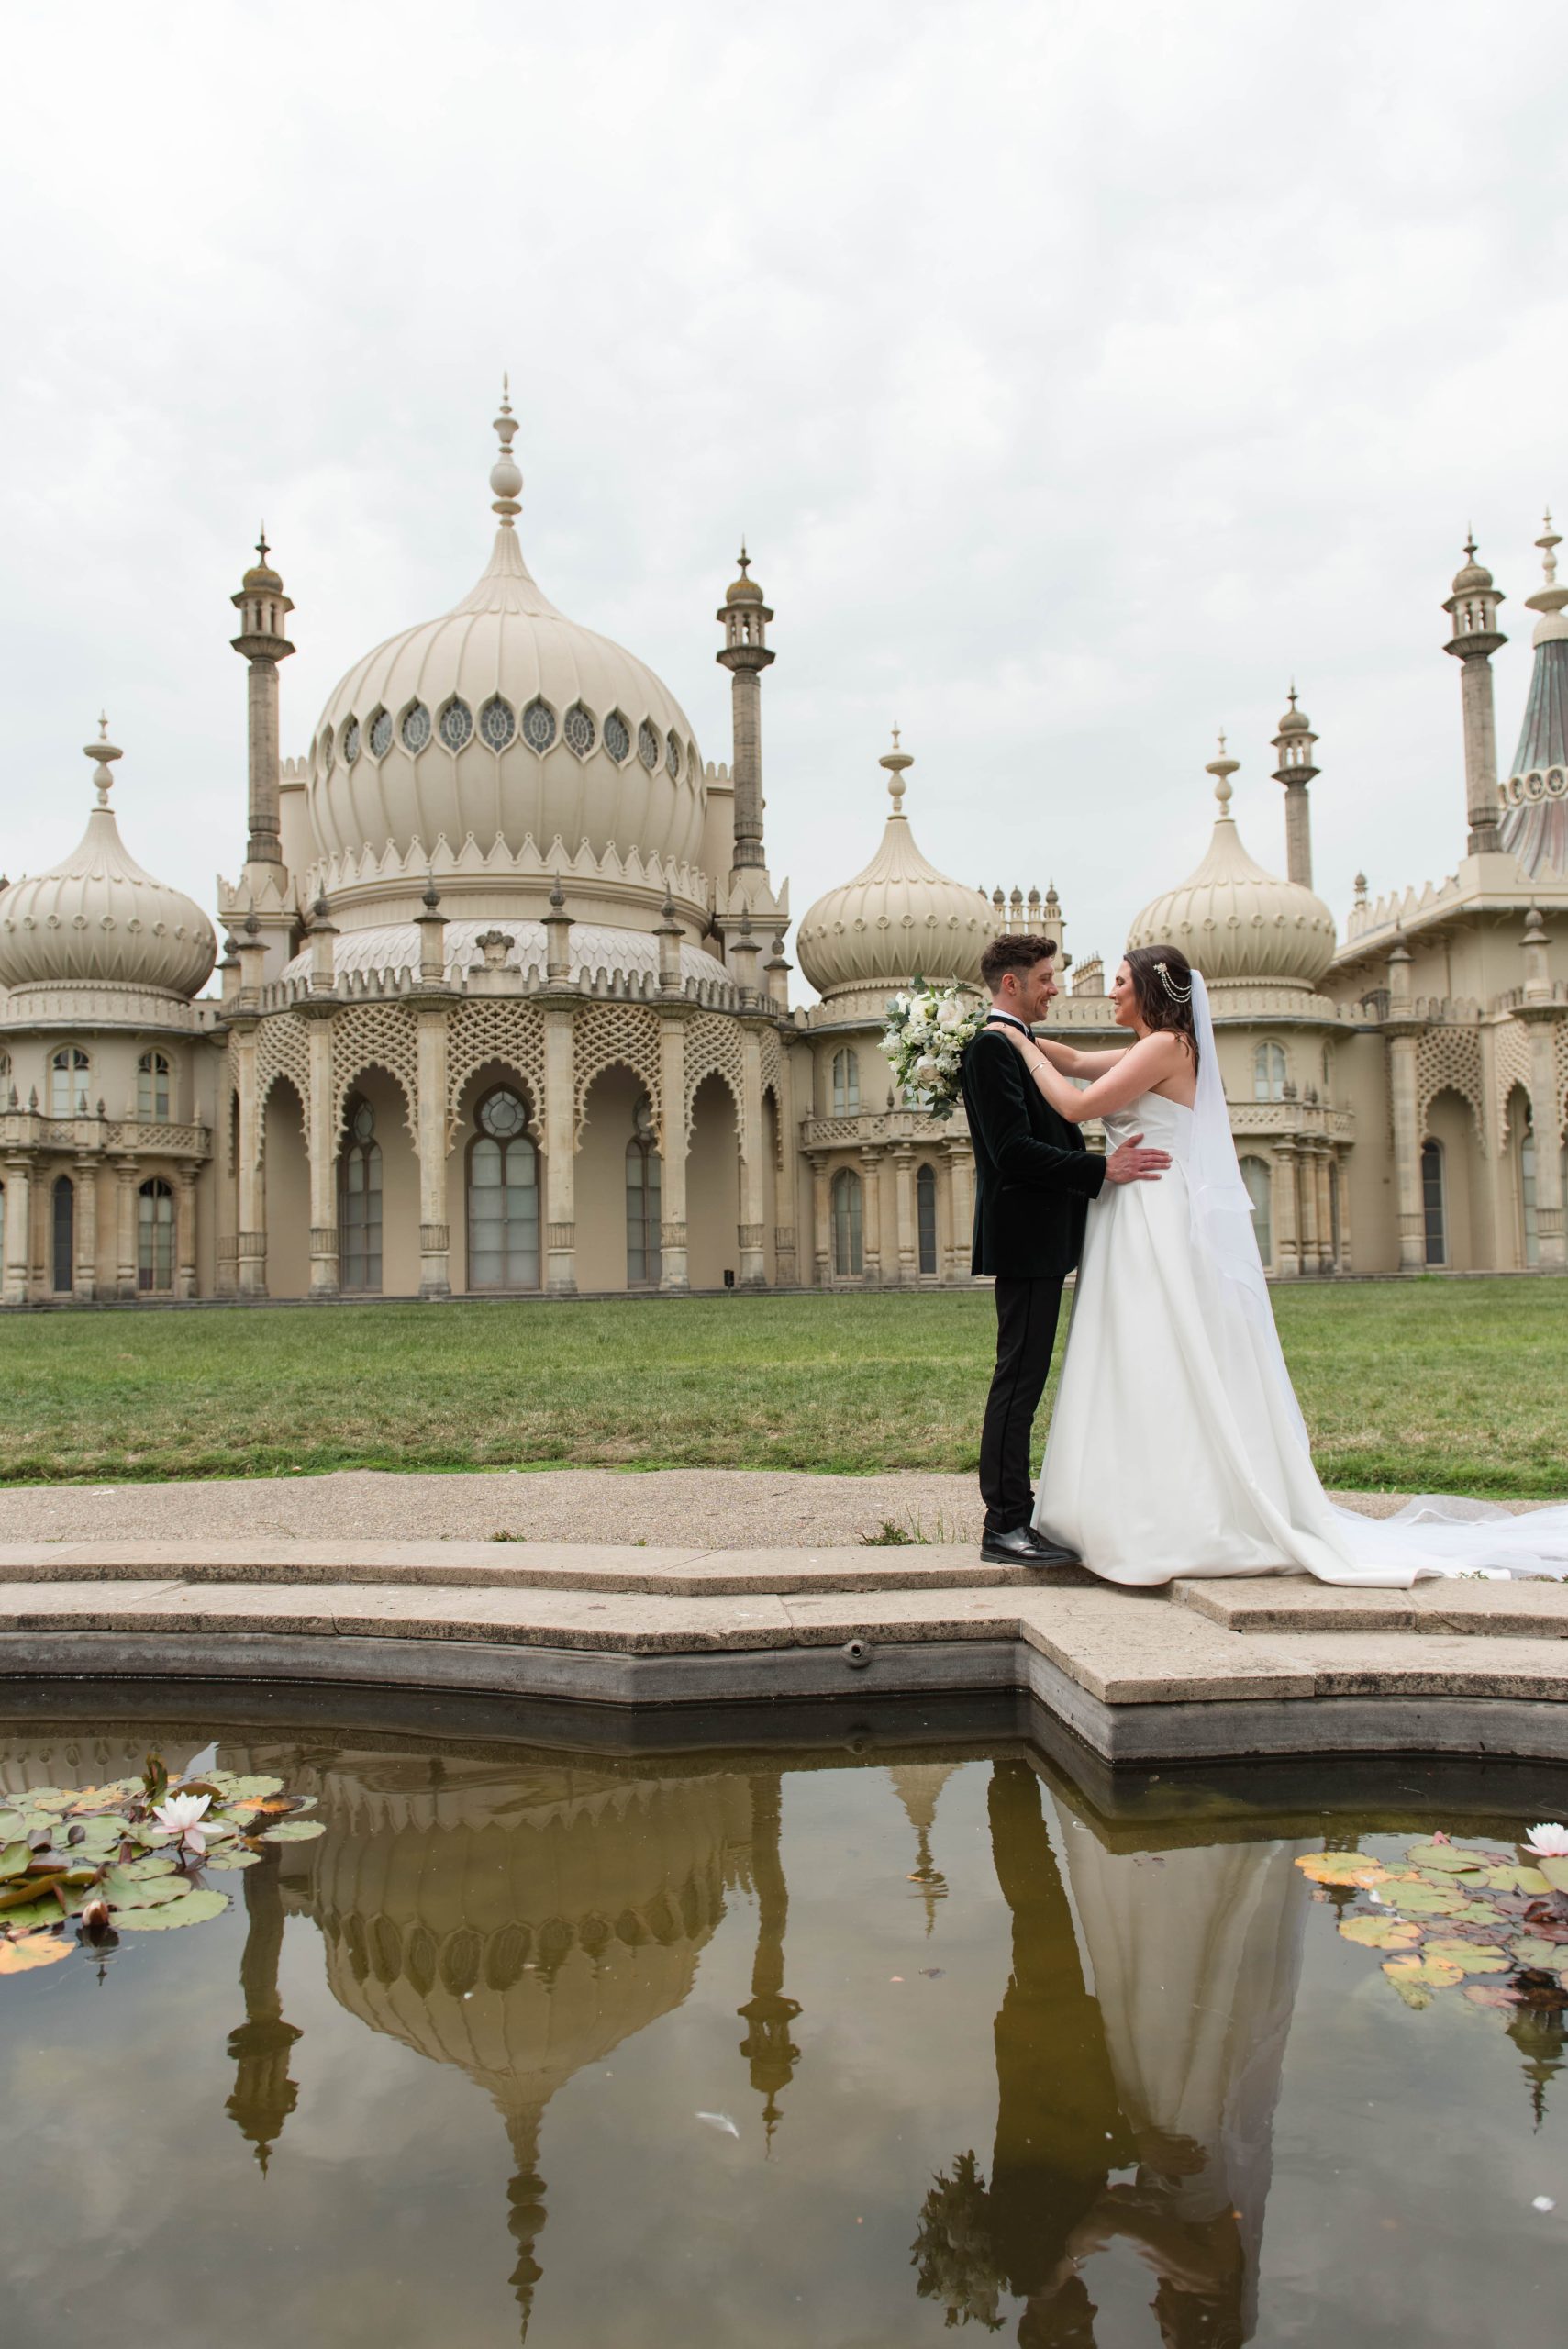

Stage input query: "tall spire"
[
  {"left": 1500, "top": 507, "right": 1568, "bottom": 874},
  {"left": 890, "top": 1765, "right": 956, "bottom": 1933},
  {"left": 736, "top": 1771, "right": 800, "bottom": 2153},
  {"left": 224, "top": 1849, "right": 303, "bottom": 2173},
  {"left": 1271, "top": 685, "right": 1319, "bottom": 889},
  {"left": 717, "top": 540, "right": 775, "bottom": 874},
  {"left": 83, "top": 713, "right": 122, "bottom": 807},
  {"left": 1442, "top": 531, "right": 1507, "bottom": 855},
  {"left": 231, "top": 528, "right": 295, "bottom": 870},
  {"left": 490, "top": 374, "right": 523, "bottom": 527},
  {"left": 879, "top": 723, "right": 914, "bottom": 813},
  {"left": 1207, "top": 730, "right": 1240, "bottom": 815}
]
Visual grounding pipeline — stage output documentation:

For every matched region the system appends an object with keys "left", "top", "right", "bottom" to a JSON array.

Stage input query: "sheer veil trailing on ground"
[{"left": 1034, "top": 973, "right": 1568, "bottom": 1586}]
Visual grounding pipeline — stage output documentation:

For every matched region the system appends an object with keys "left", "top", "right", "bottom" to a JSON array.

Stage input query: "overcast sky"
[{"left": 3, "top": 0, "right": 1564, "bottom": 984}]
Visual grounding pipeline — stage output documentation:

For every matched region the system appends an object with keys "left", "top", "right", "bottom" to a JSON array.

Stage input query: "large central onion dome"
[
  {"left": 795, "top": 737, "right": 990, "bottom": 1006},
  {"left": 306, "top": 385, "right": 705, "bottom": 890},
  {"left": 1129, "top": 740, "right": 1335, "bottom": 990},
  {"left": 0, "top": 727, "right": 216, "bottom": 1000}
]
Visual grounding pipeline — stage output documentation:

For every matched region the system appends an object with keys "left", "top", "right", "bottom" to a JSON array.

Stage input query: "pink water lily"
[
  {"left": 1522, "top": 1822, "right": 1568, "bottom": 1860},
  {"left": 152, "top": 1790, "right": 213, "bottom": 1854}
]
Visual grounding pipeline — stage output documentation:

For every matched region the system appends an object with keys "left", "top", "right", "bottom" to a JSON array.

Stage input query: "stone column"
[
  {"left": 1522, "top": 1013, "right": 1567, "bottom": 1269},
  {"left": 73, "top": 1152, "right": 98, "bottom": 1301},
  {"left": 738, "top": 1023, "right": 767, "bottom": 1288},
  {"left": 945, "top": 1139, "right": 974, "bottom": 1282},
  {"left": 1312, "top": 1145, "right": 1335, "bottom": 1273},
  {"left": 234, "top": 1027, "right": 268, "bottom": 1297},
  {"left": 114, "top": 1156, "right": 139, "bottom": 1299},
  {"left": 858, "top": 1149, "right": 882, "bottom": 1285},
  {"left": 306, "top": 1013, "right": 339, "bottom": 1300},
  {"left": 417, "top": 1008, "right": 452, "bottom": 1298},
  {"left": 1270, "top": 1144, "right": 1301, "bottom": 1278},
  {"left": 658, "top": 1011, "right": 691, "bottom": 1292},
  {"left": 892, "top": 1146, "right": 917, "bottom": 1286},
  {"left": 1296, "top": 1138, "right": 1320, "bottom": 1275},
  {"left": 542, "top": 1008, "right": 577, "bottom": 1296},
  {"left": 772, "top": 1041, "right": 806, "bottom": 1286},
  {"left": 1385, "top": 941, "right": 1425, "bottom": 1272},
  {"left": 2, "top": 1153, "right": 31, "bottom": 1308},
  {"left": 176, "top": 1163, "right": 199, "bottom": 1299},
  {"left": 807, "top": 1152, "right": 831, "bottom": 1287}
]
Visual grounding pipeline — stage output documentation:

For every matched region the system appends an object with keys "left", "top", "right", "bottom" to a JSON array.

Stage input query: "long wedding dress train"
[{"left": 1033, "top": 981, "right": 1568, "bottom": 1586}]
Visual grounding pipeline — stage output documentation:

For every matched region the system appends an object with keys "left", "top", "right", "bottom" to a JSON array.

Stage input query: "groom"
[{"left": 962, "top": 933, "right": 1169, "bottom": 1567}]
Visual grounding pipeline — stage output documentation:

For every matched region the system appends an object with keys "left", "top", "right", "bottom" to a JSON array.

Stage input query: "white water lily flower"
[
  {"left": 1523, "top": 1822, "right": 1568, "bottom": 1859},
  {"left": 153, "top": 1791, "right": 213, "bottom": 1854}
]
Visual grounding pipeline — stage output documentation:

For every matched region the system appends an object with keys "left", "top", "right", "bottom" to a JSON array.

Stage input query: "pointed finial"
[
  {"left": 243, "top": 909, "right": 261, "bottom": 939},
  {"left": 1465, "top": 527, "right": 1477, "bottom": 561},
  {"left": 879, "top": 725, "right": 914, "bottom": 810},
  {"left": 1537, "top": 509, "right": 1561, "bottom": 588},
  {"left": 737, "top": 539, "right": 750, "bottom": 577},
  {"left": 490, "top": 374, "right": 522, "bottom": 525},
  {"left": 1525, "top": 504, "right": 1568, "bottom": 624},
  {"left": 1206, "top": 730, "right": 1240, "bottom": 813},
  {"left": 548, "top": 872, "right": 565, "bottom": 912},
  {"left": 1353, "top": 870, "right": 1368, "bottom": 900},
  {"left": 83, "top": 713, "right": 123, "bottom": 806},
  {"left": 256, "top": 523, "right": 270, "bottom": 567},
  {"left": 421, "top": 865, "right": 441, "bottom": 911}
]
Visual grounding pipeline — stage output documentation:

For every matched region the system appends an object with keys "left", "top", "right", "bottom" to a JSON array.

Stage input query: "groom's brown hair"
[{"left": 980, "top": 932, "right": 1058, "bottom": 990}]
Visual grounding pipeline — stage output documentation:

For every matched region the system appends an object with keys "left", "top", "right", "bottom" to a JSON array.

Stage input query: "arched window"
[
  {"left": 917, "top": 1163, "right": 939, "bottom": 1276},
  {"left": 138, "top": 1178, "right": 174, "bottom": 1293},
  {"left": 1252, "top": 1042, "right": 1286, "bottom": 1103},
  {"left": 831, "top": 1048, "right": 860, "bottom": 1117},
  {"left": 626, "top": 1097, "right": 662, "bottom": 1286},
  {"left": 137, "top": 1052, "right": 171, "bottom": 1121},
  {"left": 830, "top": 1167, "right": 863, "bottom": 1277},
  {"left": 1421, "top": 1139, "right": 1446, "bottom": 1266},
  {"left": 339, "top": 1097, "right": 384, "bottom": 1293},
  {"left": 467, "top": 1087, "right": 539, "bottom": 1290},
  {"left": 50, "top": 1047, "right": 90, "bottom": 1117},
  {"left": 1239, "top": 1155, "right": 1273, "bottom": 1268},
  {"left": 51, "top": 1175, "right": 73, "bottom": 1292}
]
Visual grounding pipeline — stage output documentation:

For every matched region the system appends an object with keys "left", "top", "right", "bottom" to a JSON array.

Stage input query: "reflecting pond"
[{"left": 2, "top": 1695, "right": 1565, "bottom": 2347}]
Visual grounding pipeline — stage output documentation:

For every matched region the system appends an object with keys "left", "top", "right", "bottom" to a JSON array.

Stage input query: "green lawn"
[{"left": 0, "top": 1278, "right": 1562, "bottom": 1496}]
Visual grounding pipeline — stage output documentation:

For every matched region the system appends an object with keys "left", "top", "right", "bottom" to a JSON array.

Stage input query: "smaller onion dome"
[
  {"left": 1450, "top": 532, "right": 1495, "bottom": 596},
  {"left": 795, "top": 733, "right": 992, "bottom": 1000},
  {"left": 1128, "top": 738, "right": 1336, "bottom": 991},
  {"left": 1275, "top": 685, "right": 1311, "bottom": 736},
  {"left": 0, "top": 723, "right": 217, "bottom": 998},
  {"left": 723, "top": 542, "right": 764, "bottom": 605},
  {"left": 241, "top": 525, "right": 284, "bottom": 593}
]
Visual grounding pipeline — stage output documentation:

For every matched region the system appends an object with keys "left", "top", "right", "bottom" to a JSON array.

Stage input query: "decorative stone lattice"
[
  {"left": 445, "top": 999, "right": 547, "bottom": 1137},
  {"left": 331, "top": 1003, "right": 419, "bottom": 1138},
  {"left": 1554, "top": 1020, "right": 1568, "bottom": 1137},
  {"left": 253, "top": 1013, "right": 310, "bottom": 1121},
  {"left": 1416, "top": 1023, "right": 1485, "bottom": 1143},
  {"left": 1494, "top": 1016, "right": 1534, "bottom": 1149},
  {"left": 684, "top": 1011, "right": 747, "bottom": 1139},
  {"left": 572, "top": 1001, "right": 663, "bottom": 1141}
]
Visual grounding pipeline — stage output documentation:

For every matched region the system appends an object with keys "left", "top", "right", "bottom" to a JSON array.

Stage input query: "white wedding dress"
[{"left": 1033, "top": 977, "right": 1568, "bottom": 1586}]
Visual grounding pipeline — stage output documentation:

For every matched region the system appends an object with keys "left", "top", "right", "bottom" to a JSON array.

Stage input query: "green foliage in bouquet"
[{"left": 881, "top": 980, "right": 987, "bottom": 1119}]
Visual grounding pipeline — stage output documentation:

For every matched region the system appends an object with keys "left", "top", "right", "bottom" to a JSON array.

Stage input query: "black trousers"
[{"left": 978, "top": 1277, "right": 1065, "bottom": 1534}]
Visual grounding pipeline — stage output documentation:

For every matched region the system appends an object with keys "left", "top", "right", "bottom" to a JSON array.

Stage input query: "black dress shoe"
[
  {"left": 980, "top": 1524, "right": 1050, "bottom": 1565},
  {"left": 1025, "top": 1526, "right": 1083, "bottom": 1567}
]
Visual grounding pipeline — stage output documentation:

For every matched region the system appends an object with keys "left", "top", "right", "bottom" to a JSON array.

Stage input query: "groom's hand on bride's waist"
[{"left": 1103, "top": 1132, "right": 1171, "bottom": 1184}]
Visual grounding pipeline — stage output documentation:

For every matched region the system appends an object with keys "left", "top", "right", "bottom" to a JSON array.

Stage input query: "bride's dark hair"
[{"left": 1123, "top": 943, "right": 1199, "bottom": 1073}]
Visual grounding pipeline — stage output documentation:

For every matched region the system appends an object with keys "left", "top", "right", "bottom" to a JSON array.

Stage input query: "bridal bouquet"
[{"left": 880, "top": 981, "right": 986, "bottom": 1119}]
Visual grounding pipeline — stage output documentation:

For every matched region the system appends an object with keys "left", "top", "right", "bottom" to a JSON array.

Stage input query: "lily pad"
[
  {"left": 260, "top": 1820, "right": 326, "bottom": 1843},
  {"left": 204, "top": 1849, "right": 262, "bottom": 1871},
  {"left": 0, "top": 1841, "right": 32, "bottom": 1881},
  {"left": 98, "top": 1868, "right": 195, "bottom": 1912},
  {"left": 1385, "top": 1975, "right": 1435, "bottom": 2009},
  {"left": 0, "top": 1897, "right": 67, "bottom": 1932},
  {"left": 1296, "top": 1854, "right": 1387, "bottom": 1887},
  {"left": 1539, "top": 1856, "right": 1568, "bottom": 1896},
  {"left": 0, "top": 1931, "right": 72, "bottom": 1975},
  {"left": 1340, "top": 1915, "right": 1422, "bottom": 1949},
  {"left": 119, "top": 1853, "right": 179, "bottom": 1880},
  {"left": 1384, "top": 1954, "right": 1466, "bottom": 1989},
  {"left": 225, "top": 1776, "right": 285, "bottom": 1800},
  {"left": 1512, "top": 1936, "right": 1567, "bottom": 1971},
  {"left": 116, "top": 1887, "right": 229, "bottom": 1932},
  {"left": 0, "top": 1810, "right": 26, "bottom": 1844},
  {"left": 1380, "top": 1882, "right": 1471, "bottom": 1917},
  {"left": 1406, "top": 1843, "right": 1495, "bottom": 1876},
  {"left": 1419, "top": 1939, "right": 1511, "bottom": 1974},
  {"left": 1484, "top": 1864, "right": 1552, "bottom": 1895}
]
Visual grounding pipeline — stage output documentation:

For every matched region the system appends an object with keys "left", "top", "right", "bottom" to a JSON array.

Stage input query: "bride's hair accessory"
[{"left": 1154, "top": 960, "right": 1193, "bottom": 1004}]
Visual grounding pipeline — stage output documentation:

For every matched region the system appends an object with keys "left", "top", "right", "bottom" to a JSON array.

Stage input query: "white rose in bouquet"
[{"left": 936, "top": 997, "right": 963, "bottom": 1030}]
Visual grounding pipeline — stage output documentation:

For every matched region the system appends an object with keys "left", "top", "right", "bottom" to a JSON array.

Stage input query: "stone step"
[{"left": 1173, "top": 1575, "right": 1568, "bottom": 1640}]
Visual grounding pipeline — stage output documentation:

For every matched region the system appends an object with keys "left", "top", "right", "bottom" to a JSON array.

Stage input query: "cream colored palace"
[{"left": 2, "top": 393, "right": 1566, "bottom": 1307}]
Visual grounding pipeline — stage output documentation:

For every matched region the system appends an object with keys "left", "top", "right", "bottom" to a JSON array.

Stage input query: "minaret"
[
  {"left": 1442, "top": 533, "right": 1507, "bottom": 855},
  {"left": 716, "top": 543, "right": 775, "bottom": 876},
  {"left": 224, "top": 1848, "right": 303, "bottom": 2172},
  {"left": 1271, "top": 685, "right": 1319, "bottom": 889},
  {"left": 890, "top": 1764, "right": 956, "bottom": 1933},
  {"left": 1499, "top": 511, "right": 1568, "bottom": 877},
  {"left": 736, "top": 1771, "right": 800, "bottom": 2151},
  {"left": 230, "top": 528, "right": 295, "bottom": 872}
]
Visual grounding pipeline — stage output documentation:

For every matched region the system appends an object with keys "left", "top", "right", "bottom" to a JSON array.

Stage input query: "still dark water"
[{"left": 2, "top": 1693, "right": 1565, "bottom": 2348}]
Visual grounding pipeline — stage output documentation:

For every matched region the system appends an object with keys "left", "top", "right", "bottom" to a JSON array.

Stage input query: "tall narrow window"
[
  {"left": 1251, "top": 1042, "right": 1286, "bottom": 1103},
  {"left": 51, "top": 1175, "right": 73, "bottom": 1292},
  {"left": 138, "top": 1052, "right": 171, "bottom": 1121},
  {"left": 831, "top": 1049, "right": 860, "bottom": 1117},
  {"left": 830, "top": 1167, "right": 863, "bottom": 1277},
  {"left": 1421, "top": 1140, "right": 1446, "bottom": 1266},
  {"left": 50, "top": 1047, "right": 90, "bottom": 1116},
  {"left": 626, "top": 1097, "right": 662, "bottom": 1286},
  {"left": 138, "top": 1178, "right": 174, "bottom": 1293},
  {"left": 467, "top": 1088, "right": 539, "bottom": 1290},
  {"left": 1329, "top": 1160, "right": 1341, "bottom": 1267},
  {"left": 1521, "top": 1119, "right": 1539, "bottom": 1268},
  {"left": 339, "top": 1097, "right": 384, "bottom": 1293},
  {"left": 0, "top": 1052, "right": 10, "bottom": 1105},
  {"left": 1239, "top": 1155, "right": 1273, "bottom": 1267},
  {"left": 917, "top": 1163, "right": 938, "bottom": 1275}
]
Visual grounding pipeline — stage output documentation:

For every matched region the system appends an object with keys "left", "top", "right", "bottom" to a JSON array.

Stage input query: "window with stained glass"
[
  {"left": 342, "top": 718, "right": 361, "bottom": 763},
  {"left": 481, "top": 696, "right": 517, "bottom": 751},
  {"left": 638, "top": 719, "right": 660, "bottom": 771},
  {"left": 369, "top": 708, "right": 393, "bottom": 758},
  {"left": 564, "top": 703, "right": 595, "bottom": 757},
  {"left": 604, "top": 711, "right": 630, "bottom": 763},
  {"left": 439, "top": 699, "right": 474, "bottom": 751},
  {"left": 339, "top": 1097, "right": 384, "bottom": 1293},
  {"left": 401, "top": 702, "right": 432, "bottom": 752},
  {"left": 521, "top": 699, "right": 555, "bottom": 751},
  {"left": 467, "top": 1089, "right": 539, "bottom": 1289}
]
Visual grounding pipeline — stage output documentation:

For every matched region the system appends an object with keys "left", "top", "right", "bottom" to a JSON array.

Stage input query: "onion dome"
[
  {"left": 307, "top": 382, "right": 703, "bottom": 886},
  {"left": 241, "top": 525, "right": 284, "bottom": 593},
  {"left": 1275, "top": 685, "right": 1312, "bottom": 736},
  {"left": 1501, "top": 511, "right": 1568, "bottom": 876},
  {"left": 795, "top": 733, "right": 991, "bottom": 1001},
  {"left": 1451, "top": 534, "right": 1496, "bottom": 596},
  {"left": 723, "top": 542, "right": 764, "bottom": 604},
  {"left": 0, "top": 722, "right": 217, "bottom": 997},
  {"left": 1128, "top": 738, "right": 1336, "bottom": 990}
]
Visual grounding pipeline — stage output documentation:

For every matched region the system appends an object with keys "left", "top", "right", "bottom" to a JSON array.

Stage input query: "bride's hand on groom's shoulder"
[{"left": 1104, "top": 1132, "right": 1171, "bottom": 1184}]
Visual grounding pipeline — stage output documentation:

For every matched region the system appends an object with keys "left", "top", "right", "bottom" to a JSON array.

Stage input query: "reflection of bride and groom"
[{"left": 914, "top": 1761, "right": 1307, "bottom": 2349}]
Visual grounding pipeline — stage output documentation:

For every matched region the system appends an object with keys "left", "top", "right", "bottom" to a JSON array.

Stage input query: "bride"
[{"left": 995, "top": 945, "right": 1568, "bottom": 1586}]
